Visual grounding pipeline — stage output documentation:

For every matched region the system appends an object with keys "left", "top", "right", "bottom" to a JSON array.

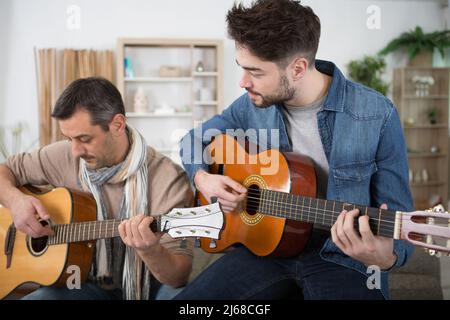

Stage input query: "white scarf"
[{"left": 78, "top": 124, "right": 150, "bottom": 300}]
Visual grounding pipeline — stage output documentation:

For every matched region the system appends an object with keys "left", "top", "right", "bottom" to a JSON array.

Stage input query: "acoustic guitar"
[
  {"left": 197, "top": 134, "right": 450, "bottom": 258},
  {"left": 0, "top": 186, "right": 223, "bottom": 299}
]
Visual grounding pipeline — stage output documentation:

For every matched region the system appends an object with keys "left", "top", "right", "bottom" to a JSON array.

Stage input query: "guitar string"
[
  {"left": 244, "top": 195, "right": 397, "bottom": 233},
  {"left": 49, "top": 206, "right": 396, "bottom": 244},
  {"left": 244, "top": 196, "right": 397, "bottom": 228},
  {"left": 243, "top": 201, "right": 395, "bottom": 233},
  {"left": 244, "top": 193, "right": 397, "bottom": 226},
  {"left": 245, "top": 188, "right": 396, "bottom": 221},
  {"left": 47, "top": 196, "right": 398, "bottom": 244}
]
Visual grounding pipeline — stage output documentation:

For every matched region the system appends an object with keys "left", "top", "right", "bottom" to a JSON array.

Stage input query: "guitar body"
[
  {"left": 0, "top": 187, "right": 97, "bottom": 299},
  {"left": 198, "top": 134, "right": 316, "bottom": 257}
]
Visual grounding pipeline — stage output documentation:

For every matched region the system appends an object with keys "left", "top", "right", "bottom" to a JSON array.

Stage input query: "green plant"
[
  {"left": 427, "top": 108, "right": 438, "bottom": 124},
  {"left": 379, "top": 26, "right": 450, "bottom": 61},
  {"left": 347, "top": 55, "right": 389, "bottom": 96}
]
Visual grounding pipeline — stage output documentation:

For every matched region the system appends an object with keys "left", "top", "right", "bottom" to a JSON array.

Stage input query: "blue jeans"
[
  {"left": 21, "top": 281, "right": 181, "bottom": 300},
  {"left": 155, "top": 285, "right": 184, "bottom": 300},
  {"left": 21, "top": 282, "right": 122, "bottom": 300},
  {"left": 174, "top": 231, "right": 384, "bottom": 300}
]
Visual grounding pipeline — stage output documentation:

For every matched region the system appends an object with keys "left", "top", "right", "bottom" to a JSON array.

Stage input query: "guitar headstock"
[
  {"left": 160, "top": 202, "right": 224, "bottom": 241},
  {"left": 401, "top": 205, "right": 450, "bottom": 257}
]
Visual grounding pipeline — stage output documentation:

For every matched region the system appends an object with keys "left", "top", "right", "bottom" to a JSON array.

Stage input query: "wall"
[{"left": 0, "top": 0, "right": 446, "bottom": 146}]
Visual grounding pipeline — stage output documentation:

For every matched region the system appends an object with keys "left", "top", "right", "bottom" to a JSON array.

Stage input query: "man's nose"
[
  {"left": 71, "top": 140, "right": 84, "bottom": 158},
  {"left": 239, "top": 72, "right": 252, "bottom": 89}
]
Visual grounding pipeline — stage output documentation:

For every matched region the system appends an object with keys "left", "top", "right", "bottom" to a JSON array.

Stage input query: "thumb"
[
  {"left": 32, "top": 198, "right": 50, "bottom": 220},
  {"left": 223, "top": 176, "right": 247, "bottom": 194}
]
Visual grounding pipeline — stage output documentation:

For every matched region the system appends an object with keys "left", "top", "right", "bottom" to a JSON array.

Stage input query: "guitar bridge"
[{"left": 4, "top": 223, "right": 16, "bottom": 269}]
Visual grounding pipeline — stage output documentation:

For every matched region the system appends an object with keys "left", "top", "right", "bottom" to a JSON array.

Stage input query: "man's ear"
[
  {"left": 109, "top": 113, "right": 127, "bottom": 136},
  {"left": 290, "top": 57, "right": 309, "bottom": 81}
]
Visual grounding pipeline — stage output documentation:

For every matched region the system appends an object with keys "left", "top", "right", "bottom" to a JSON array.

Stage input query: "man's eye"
[{"left": 80, "top": 138, "right": 91, "bottom": 143}]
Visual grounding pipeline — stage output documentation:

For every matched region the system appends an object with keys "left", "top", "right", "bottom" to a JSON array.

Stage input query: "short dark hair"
[
  {"left": 226, "top": 0, "right": 321, "bottom": 67},
  {"left": 52, "top": 77, "right": 125, "bottom": 131}
]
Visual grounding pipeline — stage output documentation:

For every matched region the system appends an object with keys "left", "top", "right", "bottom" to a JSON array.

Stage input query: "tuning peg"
[
  {"left": 194, "top": 237, "right": 201, "bottom": 248},
  {"left": 426, "top": 248, "right": 440, "bottom": 257},
  {"left": 180, "top": 238, "right": 187, "bottom": 249},
  {"left": 432, "top": 205, "right": 446, "bottom": 213},
  {"left": 209, "top": 239, "right": 217, "bottom": 249}
]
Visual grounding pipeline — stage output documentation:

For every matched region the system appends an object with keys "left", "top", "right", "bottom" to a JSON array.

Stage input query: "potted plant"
[
  {"left": 378, "top": 26, "right": 450, "bottom": 66},
  {"left": 427, "top": 108, "right": 438, "bottom": 125},
  {"left": 347, "top": 55, "right": 389, "bottom": 96}
]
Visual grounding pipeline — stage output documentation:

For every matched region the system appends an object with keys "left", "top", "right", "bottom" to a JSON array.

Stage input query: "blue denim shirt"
[{"left": 180, "top": 60, "right": 414, "bottom": 299}]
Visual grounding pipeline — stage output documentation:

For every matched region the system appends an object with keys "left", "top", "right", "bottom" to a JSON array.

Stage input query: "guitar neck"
[
  {"left": 254, "top": 189, "right": 397, "bottom": 239},
  {"left": 47, "top": 216, "right": 162, "bottom": 245}
]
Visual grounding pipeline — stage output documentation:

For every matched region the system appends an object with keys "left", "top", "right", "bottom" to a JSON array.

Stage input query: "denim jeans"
[
  {"left": 20, "top": 281, "right": 182, "bottom": 300},
  {"left": 174, "top": 231, "right": 384, "bottom": 300},
  {"left": 21, "top": 282, "right": 122, "bottom": 300},
  {"left": 155, "top": 285, "right": 184, "bottom": 300}
]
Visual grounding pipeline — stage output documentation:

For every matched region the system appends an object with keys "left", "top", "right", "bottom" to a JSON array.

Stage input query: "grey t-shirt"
[{"left": 282, "top": 96, "right": 329, "bottom": 199}]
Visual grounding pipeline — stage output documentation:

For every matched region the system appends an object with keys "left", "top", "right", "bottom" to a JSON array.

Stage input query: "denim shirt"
[{"left": 180, "top": 60, "right": 414, "bottom": 299}]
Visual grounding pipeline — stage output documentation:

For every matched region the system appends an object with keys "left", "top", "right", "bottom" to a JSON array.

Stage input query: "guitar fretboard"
[
  {"left": 248, "top": 188, "right": 396, "bottom": 239},
  {"left": 47, "top": 217, "right": 162, "bottom": 245}
]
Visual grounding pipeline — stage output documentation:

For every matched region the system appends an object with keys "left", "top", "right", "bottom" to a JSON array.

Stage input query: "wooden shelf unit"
[
  {"left": 116, "top": 38, "right": 224, "bottom": 163},
  {"left": 393, "top": 67, "right": 450, "bottom": 210}
]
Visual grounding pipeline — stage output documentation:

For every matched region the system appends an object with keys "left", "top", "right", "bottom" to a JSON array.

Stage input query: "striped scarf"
[{"left": 78, "top": 124, "right": 150, "bottom": 300}]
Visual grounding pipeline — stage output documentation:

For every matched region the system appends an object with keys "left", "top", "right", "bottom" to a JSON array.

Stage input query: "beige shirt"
[{"left": 3, "top": 140, "right": 194, "bottom": 256}]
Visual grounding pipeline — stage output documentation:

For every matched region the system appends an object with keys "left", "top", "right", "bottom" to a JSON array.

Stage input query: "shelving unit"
[
  {"left": 393, "top": 67, "right": 449, "bottom": 210},
  {"left": 116, "top": 38, "right": 224, "bottom": 163}
]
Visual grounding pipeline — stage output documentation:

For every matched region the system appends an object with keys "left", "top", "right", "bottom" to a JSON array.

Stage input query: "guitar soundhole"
[
  {"left": 246, "top": 185, "right": 261, "bottom": 216},
  {"left": 27, "top": 220, "right": 49, "bottom": 256}
]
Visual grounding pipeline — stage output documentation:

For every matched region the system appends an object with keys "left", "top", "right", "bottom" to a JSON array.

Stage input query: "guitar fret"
[
  {"left": 277, "top": 192, "right": 280, "bottom": 217},
  {"left": 301, "top": 197, "right": 305, "bottom": 222},
  {"left": 270, "top": 191, "right": 274, "bottom": 216},
  {"left": 280, "top": 192, "right": 284, "bottom": 218},
  {"left": 330, "top": 201, "right": 336, "bottom": 226},
  {"left": 288, "top": 193, "right": 293, "bottom": 220},
  {"left": 308, "top": 197, "right": 312, "bottom": 223},
  {"left": 63, "top": 224, "right": 67, "bottom": 243},
  {"left": 314, "top": 198, "right": 318, "bottom": 224}
]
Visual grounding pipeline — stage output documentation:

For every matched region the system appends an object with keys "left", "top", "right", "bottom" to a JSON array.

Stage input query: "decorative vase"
[{"left": 133, "top": 86, "right": 148, "bottom": 113}]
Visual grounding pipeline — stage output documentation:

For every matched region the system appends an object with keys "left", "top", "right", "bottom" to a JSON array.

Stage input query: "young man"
[
  {"left": 177, "top": 0, "right": 413, "bottom": 299},
  {"left": 0, "top": 77, "right": 194, "bottom": 300}
]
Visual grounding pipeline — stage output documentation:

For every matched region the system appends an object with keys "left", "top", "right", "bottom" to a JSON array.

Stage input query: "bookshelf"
[
  {"left": 393, "top": 67, "right": 449, "bottom": 210},
  {"left": 116, "top": 38, "right": 224, "bottom": 163}
]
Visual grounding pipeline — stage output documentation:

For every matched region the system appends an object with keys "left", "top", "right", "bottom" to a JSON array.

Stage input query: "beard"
[{"left": 247, "top": 75, "right": 296, "bottom": 108}]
